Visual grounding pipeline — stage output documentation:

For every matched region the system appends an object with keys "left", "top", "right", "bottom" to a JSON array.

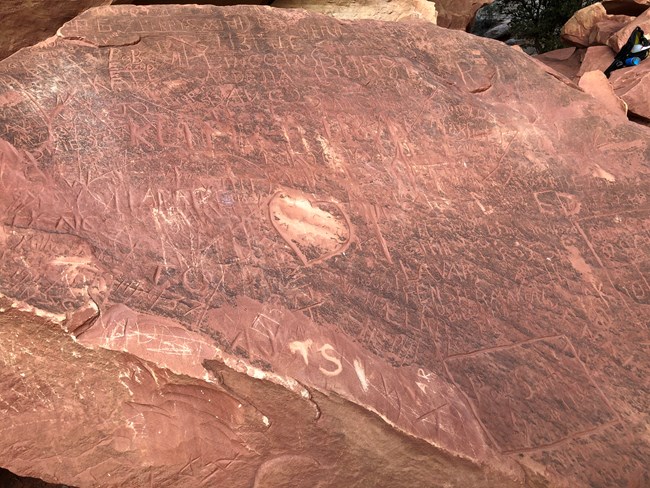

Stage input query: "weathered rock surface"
[
  {"left": 578, "top": 69, "right": 628, "bottom": 118},
  {"left": 434, "top": 0, "right": 492, "bottom": 29},
  {"left": 577, "top": 45, "right": 615, "bottom": 76},
  {"left": 607, "top": 6, "right": 650, "bottom": 49},
  {"left": 589, "top": 15, "right": 634, "bottom": 45},
  {"left": 610, "top": 60, "right": 650, "bottom": 117},
  {"left": 2, "top": 300, "right": 536, "bottom": 488},
  {"left": 0, "top": 0, "right": 487, "bottom": 63},
  {"left": 533, "top": 47, "right": 583, "bottom": 80},
  {"left": 0, "top": 4, "right": 649, "bottom": 488},
  {"left": 270, "top": 0, "right": 438, "bottom": 23},
  {"left": 0, "top": 0, "right": 121, "bottom": 61},
  {"left": 561, "top": 2, "right": 609, "bottom": 47}
]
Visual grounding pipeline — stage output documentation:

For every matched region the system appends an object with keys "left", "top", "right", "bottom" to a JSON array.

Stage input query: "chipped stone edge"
[
  {"left": 0, "top": 296, "right": 525, "bottom": 483},
  {"left": 0, "top": 291, "right": 67, "bottom": 323}
]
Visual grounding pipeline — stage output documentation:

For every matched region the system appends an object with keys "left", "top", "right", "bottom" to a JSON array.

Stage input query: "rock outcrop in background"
[
  {"left": 0, "top": 4, "right": 649, "bottom": 487},
  {"left": 534, "top": 0, "right": 650, "bottom": 122},
  {"left": 471, "top": 2, "right": 512, "bottom": 44},
  {"left": 430, "top": 0, "right": 492, "bottom": 29}
]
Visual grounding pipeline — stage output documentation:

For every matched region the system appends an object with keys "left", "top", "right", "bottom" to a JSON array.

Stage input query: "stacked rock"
[{"left": 535, "top": 0, "right": 650, "bottom": 121}]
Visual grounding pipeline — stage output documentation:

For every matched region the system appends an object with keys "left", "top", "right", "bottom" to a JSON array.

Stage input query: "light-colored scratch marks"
[{"left": 268, "top": 188, "right": 353, "bottom": 267}]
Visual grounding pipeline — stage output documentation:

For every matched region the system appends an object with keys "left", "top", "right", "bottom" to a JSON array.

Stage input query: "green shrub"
[{"left": 494, "top": 0, "right": 599, "bottom": 52}]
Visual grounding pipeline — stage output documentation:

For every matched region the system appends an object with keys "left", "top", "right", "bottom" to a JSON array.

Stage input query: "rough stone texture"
[
  {"left": 0, "top": 4, "right": 649, "bottom": 488},
  {"left": 578, "top": 70, "right": 628, "bottom": 118},
  {"left": 607, "top": 6, "right": 650, "bottom": 50},
  {"left": 561, "top": 2, "right": 609, "bottom": 47},
  {"left": 577, "top": 45, "right": 615, "bottom": 77},
  {"left": 1, "top": 300, "right": 541, "bottom": 488},
  {"left": 533, "top": 47, "right": 583, "bottom": 80},
  {"left": 434, "top": 0, "right": 492, "bottom": 29},
  {"left": 0, "top": 0, "right": 123, "bottom": 62},
  {"left": 589, "top": 15, "right": 634, "bottom": 45},
  {"left": 270, "top": 0, "right": 438, "bottom": 23},
  {"left": 536, "top": 42, "right": 650, "bottom": 123},
  {"left": 610, "top": 60, "right": 650, "bottom": 117}
]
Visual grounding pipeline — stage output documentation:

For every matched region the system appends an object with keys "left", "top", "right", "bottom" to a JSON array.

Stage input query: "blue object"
[{"left": 625, "top": 57, "right": 641, "bottom": 66}]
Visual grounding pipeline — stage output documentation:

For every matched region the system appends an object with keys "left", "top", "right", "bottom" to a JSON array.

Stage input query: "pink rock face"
[
  {"left": 0, "top": 4, "right": 649, "bottom": 487},
  {"left": 270, "top": 0, "right": 439, "bottom": 24},
  {"left": 607, "top": 6, "right": 650, "bottom": 50},
  {"left": 561, "top": 2, "right": 609, "bottom": 47},
  {"left": 589, "top": 15, "right": 635, "bottom": 45},
  {"left": 0, "top": 0, "right": 119, "bottom": 61},
  {"left": 610, "top": 61, "right": 650, "bottom": 117},
  {"left": 533, "top": 47, "right": 584, "bottom": 80},
  {"left": 577, "top": 45, "right": 615, "bottom": 77},
  {"left": 4, "top": 302, "right": 530, "bottom": 488},
  {"left": 434, "top": 0, "right": 492, "bottom": 29},
  {"left": 578, "top": 69, "right": 627, "bottom": 118}
]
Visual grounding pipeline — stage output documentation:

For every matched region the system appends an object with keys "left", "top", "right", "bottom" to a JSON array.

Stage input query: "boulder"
[
  {"left": 1, "top": 4, "right": 649, "bottom": 488},
  {"left": 589, "top": 15, "right": 635, "bottom": 45},
  {"left": 610, "top": 60, "right": 650, "bottom": 118},
  {"left": 578, "top": 69, "right": 628, "bottom": 118},
  {"left": 270, "top": 0, "right": 438, "bottom": 23},
  {"left": 534, "top": 47, "right": 584, "bottom": 80},
  {"left": 561, "top": 2, "right": 609, "bottom": 47},
  {"left": 483, "top": 20, "right": 511, "bottom": 40},
  {"left": 434, "top": 0, "right": 493, "bottom": 29},
  {"left": 577, "top": 45, "right": 616, "bottom": 76},
  {"left": 607, "top": 6, "right": 650, "bottom": 50}
]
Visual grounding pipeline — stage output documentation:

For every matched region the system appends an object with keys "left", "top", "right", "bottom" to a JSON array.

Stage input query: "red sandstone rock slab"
[
  {"left": 607, "top": 6, "right": 650, "bottom": 50},
  {"left": 578, "top": 70, "right": 628, "bottom": 119},
  {"left": 0, "top": 0, "right": 119, "bottom": 61},
  {"left": 561, "top": 2, "right": 609, "bottom": 47},
  {"left": 0, "top": 4, "right": 649, "bottom": 487},
  {"left": 610, "top": 61, "right": 650, "bottom": 118},
  {"left": 577, "top": 45, "right": 615, "bottom": 76},
  {"left": 590, "top": 15, "right": 635, "bottom": 45},
  {"left": 540, "top": 46, "right": 577, "bottom": 61},
  {"left": 2, "top": 302, "right": 533, "bottom": 488},
  {"left": 434, "top": 0, "right": 492, "bottom": 29},
  {"left": 533, "top": 47, "right": 584, "bottom": 80}
]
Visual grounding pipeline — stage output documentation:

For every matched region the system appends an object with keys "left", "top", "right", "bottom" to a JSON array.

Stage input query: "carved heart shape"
[{"left": 268, "top": 189, "right": 353, "bottom": 267}]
